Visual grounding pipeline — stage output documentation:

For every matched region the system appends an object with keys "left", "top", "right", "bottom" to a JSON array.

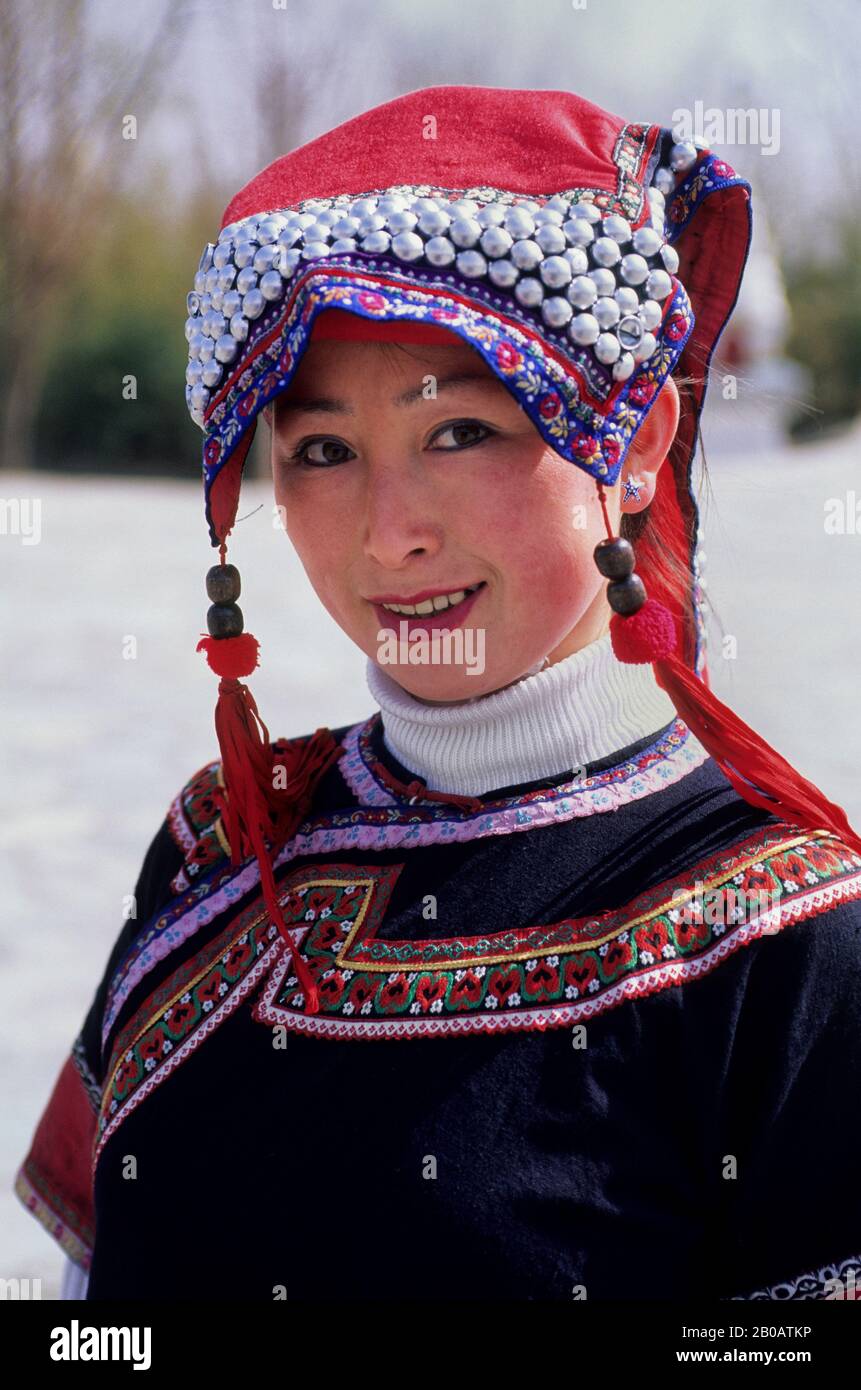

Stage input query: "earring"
[{"left": 622, "top": 475, "right": 645, "bottom": 504}]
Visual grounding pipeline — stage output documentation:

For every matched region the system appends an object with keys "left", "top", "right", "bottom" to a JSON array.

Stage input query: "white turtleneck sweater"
[{"left": 364, "top": 632, "right": 678, "bottom": 796}]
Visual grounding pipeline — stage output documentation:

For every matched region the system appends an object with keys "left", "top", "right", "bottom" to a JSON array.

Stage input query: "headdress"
[{"left": 184, "top": 85, "right": 861, "bottom": 1010}]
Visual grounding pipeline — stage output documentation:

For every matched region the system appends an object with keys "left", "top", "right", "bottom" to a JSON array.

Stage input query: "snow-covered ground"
[{"left": 3, "top": 400, "right": 859, "bottom": 1292}]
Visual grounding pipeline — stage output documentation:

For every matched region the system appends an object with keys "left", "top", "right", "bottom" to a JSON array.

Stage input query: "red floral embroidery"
[
  {"left": 524, "top": 958, "right": 562, "bottom": 998},
  {"left": 414, "top": 974, "right": 447, "bottom": 1012},
  {"left": 736, "top": 867, "right": 775, "bottom": 900},
  {"left": 346, "top": 976, "right": 376, "bottom": 1012},
  {"left": 628, "top": 381, "right": 657, "bottom": 406},
  {"left": 603, "top": 435, "right": 622, "bottom": 465},
  {"left": 495, "top": 341, "right": 522, "bottom": 373},
  {"left": 318, "top": 972, "right": 347, "bottom": 1007},
  {"left": 573, "top": 435, "right": 601, "bottom": 464},
  {"left": 139, "top": 1034, "right": 166, "bottom": 1064},
  {"left": 356, "top": 291, "right": 386, "bottom": 313},
  {"left": 601, "top": 937, "right": 635, "bottom": 978},
  {"left": 224, "top": 941, "right": 254, "bottom": 974},
  {"left": 676, "top": 916, "right": 710, "bottom": 948},
  {"left": 805, "top": 843, "right": 835, "bottom": 874},
  {"left": 115, "top": 1055, "right": 141, "bottom": 1091},
  {"left": 771, "top": 852, "right": 810, "bottom": 885},
  {"left": 486, "top": 967, "right": 520, "bottom": 1003},
  {"left": 450, "top": 970, "right": 484, "bottom": 1009},
  {"left": 538, "top": 391, "right": 563, "bottom": 420},
  {"left": 635, "top": 921, "right": 670, "bottom": 959},
  {"left": 379, "top": 976, "right": 410, "bottom": 1011},
  {"left": 564, "top": 954, "right": 599, "bottom": 995}
]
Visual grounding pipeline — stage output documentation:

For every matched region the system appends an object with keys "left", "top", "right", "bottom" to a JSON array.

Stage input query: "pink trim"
[
  {"left": 103, "top": 717, "right": 707, "bottom": 1044},
  {"left": 166, "top": 784, "right": 199, "bottom": 855},
  {"left": 94, "top": 933, "right": 285, "bottom": 1173},
  {"left": 338, "top": 715, "right": 710, "bottom": 825}
]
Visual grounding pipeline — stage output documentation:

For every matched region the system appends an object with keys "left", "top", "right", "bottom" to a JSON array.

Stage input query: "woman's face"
[{"left": 270, "top": 336, "right": 627, "bottom": 702}]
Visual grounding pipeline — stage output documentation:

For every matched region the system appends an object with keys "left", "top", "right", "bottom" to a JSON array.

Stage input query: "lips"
[
  {"left": 371, "top": 581, "right": 486, "bottom": 635},
  {"left": 369, "top": 582, "right": 483, "bottom": 606}
]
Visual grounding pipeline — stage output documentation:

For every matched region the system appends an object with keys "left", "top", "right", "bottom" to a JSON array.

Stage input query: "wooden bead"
[
  {"left": 207, "top": 602, "right": 244, "bottom": 637},
  {"left": 607, "top": 574, "right": 646, "bottom": 615},
  {"left": 206, "top": 563, "right": 241, "bottom": 603},
  {"left": 594, "top": 537, "right": 635, "bottom": 579}
]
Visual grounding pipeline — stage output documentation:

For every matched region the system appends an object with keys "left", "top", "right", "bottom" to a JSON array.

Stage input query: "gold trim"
[
  {"left": 103, "top": 827, "right": 845, "bottom": 1096},
  {"left": 103, "top": 871, "right": 380, "bottom": 1102},
  {"left": 337, "top": 830, "right": 835, "bottom": 974}
]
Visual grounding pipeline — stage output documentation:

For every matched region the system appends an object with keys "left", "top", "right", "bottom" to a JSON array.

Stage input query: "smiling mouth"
[{"left": 374, "top": 581, "right": 486, "bottom": 617}]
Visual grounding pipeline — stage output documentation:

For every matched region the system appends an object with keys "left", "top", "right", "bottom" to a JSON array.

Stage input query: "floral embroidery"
[
  {"left": 95, "top": 864, "right": 402, "bottom": 1166},
  {"left": 93, "top": 828, "right": 861, "bottom": 1158},
  {"left": 665, "top": 152, "right": 748, "bottom": 244},
  {"left": 101, "top": 716, "right": 707, "bottom": 1042},
  {"left": 341, "top": 712, "right": 707, "bottom": 825},
  {"left": 253, "top": 827, "right": 861, "bottom": 1040},
  {"left": 205, "top": 265, "right": 693, "bottom": 508},
  {"left": 101, "top": 854, "right": 241, "bottom": 1049},
  {"left": 166, "top": 757, "right": 230, "bottom": 892}
]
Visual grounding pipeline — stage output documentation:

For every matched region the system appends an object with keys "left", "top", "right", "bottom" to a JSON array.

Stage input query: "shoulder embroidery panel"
[
  {"left": 93, "top": 826, "right": 861, "bottom": 1165},
  {"left": 253, "top": 825, "right": 861, "bottom": 1039},
  {"left": 166, "top": 758, "right": 231, "bottom": 895}
]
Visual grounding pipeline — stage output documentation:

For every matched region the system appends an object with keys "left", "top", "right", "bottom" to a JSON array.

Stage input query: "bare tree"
[{"left": 0, "top": 0, "right": 192, "bottom": 471}]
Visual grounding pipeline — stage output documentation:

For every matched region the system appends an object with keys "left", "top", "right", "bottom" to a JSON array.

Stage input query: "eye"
[
  {"left": 429, "top": 420, "right": 495, "bottom": 450},
  {"left": 286, "top": 437, "right": 355, "bottom": 467}
]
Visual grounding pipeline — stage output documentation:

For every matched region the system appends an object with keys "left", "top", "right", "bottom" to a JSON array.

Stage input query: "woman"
[{"left": 17, "top": 84, "right": 861, "bottom": 1301}]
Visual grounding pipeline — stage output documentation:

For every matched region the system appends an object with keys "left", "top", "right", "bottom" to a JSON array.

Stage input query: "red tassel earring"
[
  {"left": 196, "top": 543, "right": 343, "bottom": 1014},
  {"left": 593, "top": 480, "right": 861, "bottom": 857}
]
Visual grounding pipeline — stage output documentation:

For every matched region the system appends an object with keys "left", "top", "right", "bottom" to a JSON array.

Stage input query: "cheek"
[
  {"left": 479, "top": 452, "right": 605, "bottom": 587},
  {"left": 273, "top": 475, "right": 341, "bottom": 605}
]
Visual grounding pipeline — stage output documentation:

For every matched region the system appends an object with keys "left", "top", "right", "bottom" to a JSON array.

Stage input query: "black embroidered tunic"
[{"left": 16, "top": 711, "right": 861, "bottom": 1301}]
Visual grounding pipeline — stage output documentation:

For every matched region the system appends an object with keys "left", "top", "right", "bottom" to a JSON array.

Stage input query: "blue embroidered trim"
[
  {"left": 665, "top": 152, "right": 752, "bottom": 243},
  {"left": 202, "top": 265, "right": 693, "bottom": 536}
]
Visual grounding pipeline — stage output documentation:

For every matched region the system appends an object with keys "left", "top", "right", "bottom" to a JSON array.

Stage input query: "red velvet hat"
[
  {"left": 189, "top": 85, "right": 752, "bottom": 676},
  {"left": 186, "top": 85, "right": 861, "bottom": 1012}
]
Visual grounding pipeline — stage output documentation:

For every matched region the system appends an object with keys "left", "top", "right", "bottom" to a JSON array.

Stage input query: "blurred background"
[{"left": 2, "top": 0, "right": 860, "bottom": 1292}]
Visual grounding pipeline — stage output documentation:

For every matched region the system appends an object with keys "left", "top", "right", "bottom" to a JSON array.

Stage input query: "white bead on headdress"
[{"left": 184, "top": 182, "right": 686, "bottom": 430}]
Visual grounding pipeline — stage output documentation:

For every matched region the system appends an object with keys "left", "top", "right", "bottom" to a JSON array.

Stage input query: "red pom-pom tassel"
[
  {"left": 609, "top": 598, "right": 678, "bottom": 664},
  {"left": 196, "top": 630, "right": 343, "bottom": 1013},
  {"left": 196, "top": 632, "right": 260, "bottom": 679}
]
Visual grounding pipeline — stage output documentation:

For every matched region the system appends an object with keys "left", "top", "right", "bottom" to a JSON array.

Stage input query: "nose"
[{"left": 362, "top": 458, "right": 444, "bottom": 570}]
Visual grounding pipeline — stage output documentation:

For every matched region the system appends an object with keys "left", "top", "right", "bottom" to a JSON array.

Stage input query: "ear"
[{"left": 619, "top": 375, "right": 680, "bottom": 513}]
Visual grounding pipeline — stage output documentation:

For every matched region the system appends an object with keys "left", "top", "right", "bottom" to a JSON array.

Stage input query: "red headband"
[{"left": 309, "top": 308, "right": 461, "bottom": 345}]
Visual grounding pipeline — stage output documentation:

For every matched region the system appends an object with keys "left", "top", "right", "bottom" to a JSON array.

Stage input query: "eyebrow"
[{"left": 274, "top": 371, "right": 510, "bottom": 419}]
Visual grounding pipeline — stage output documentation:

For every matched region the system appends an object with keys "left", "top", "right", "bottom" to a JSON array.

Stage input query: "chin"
[
  {"left": 393, "top": 663, "right": 511, "bottom": 703},
  {"left": 414, "top": 675, "right": 489, "bottom": 701}
]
